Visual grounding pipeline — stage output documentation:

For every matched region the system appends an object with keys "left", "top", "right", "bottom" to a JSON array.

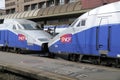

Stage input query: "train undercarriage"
[
  {"left": 0, "top": 45, "right": 120, "bottom": 68},
  {"left": 49, "top": 52, "right": 120, "bottom": 68}
]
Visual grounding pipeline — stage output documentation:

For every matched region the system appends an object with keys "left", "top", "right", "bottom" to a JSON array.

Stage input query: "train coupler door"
[{"left": 96, "top": 17, "right": 111, "bottom": 56}]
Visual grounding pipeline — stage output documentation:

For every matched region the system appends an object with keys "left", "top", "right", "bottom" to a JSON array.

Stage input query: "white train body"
[
  {"left": 0, "top": 19, "right": 52, "bottom": 52},
  {"left": 48, "top": 1, "right": 120, "bottom": 59}
]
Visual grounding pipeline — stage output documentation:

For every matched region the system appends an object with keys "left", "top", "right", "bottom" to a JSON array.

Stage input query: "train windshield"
[
  {"left": 70, "top": 18, "right": 79, "bottom": 27},
  {"left": 21, "top": 24, "right": 41, "bottom": 30}
]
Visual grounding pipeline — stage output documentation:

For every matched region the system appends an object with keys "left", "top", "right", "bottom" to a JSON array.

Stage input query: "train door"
[
  {"left": 96, "top": 17, "right": 110, "bottom": 55},
  {"left": 4, "top": 30, "right": 9, "bottom": 46},
  {"left": 73, "top": 19, "right": 86, "bottom": 53},
  {"left": 7, "top": 25, "right": 18, "bottom": 47},
  {"left": 0, "top": 31, "right": 5, "bottom": 46}
]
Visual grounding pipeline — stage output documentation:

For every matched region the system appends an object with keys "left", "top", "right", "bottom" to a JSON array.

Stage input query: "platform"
[{"left": 0, "top": 51, "right": 120, "bottom": 80}]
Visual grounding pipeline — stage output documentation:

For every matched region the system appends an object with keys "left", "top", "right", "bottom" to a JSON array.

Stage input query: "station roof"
[{"left": 0, "top": 1, "right": 90, "bottom": 19}]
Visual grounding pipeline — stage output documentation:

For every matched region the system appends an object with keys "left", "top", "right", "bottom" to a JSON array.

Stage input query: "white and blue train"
[
  {"left": 48, "top": 1, "right": 120, "bottom": 65},
  {"left": 44, "top": 25, "right": 69, "bottom": 35},
  {"left": 0, "top": 19, "right": 52, "bottom": 53}
]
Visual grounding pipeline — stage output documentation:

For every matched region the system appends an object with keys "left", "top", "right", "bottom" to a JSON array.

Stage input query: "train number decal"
[
  {"left": 60, "top": 34, "right": 72, "bottom": 43},
  {"left": 18, "top": 34, "right": 26, "bottom": 41}
]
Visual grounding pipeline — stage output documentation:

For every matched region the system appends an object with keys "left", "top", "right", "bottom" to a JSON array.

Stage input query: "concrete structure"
[
  {"left": 5, "top": 0, "right": 119, "bottom": 14},
  {"left": 81, "top": 0, "right": 120, "bottom": 9},
  {"left": 0, "top": 9, "right": 5, "bottom": 15},
  {"left": 5, "top": 0, "right": 80, "bottom": 14},
  {"left": 3, "top": 0, "right": 83, "bottom": 26},
  {"left": 0, "top": 52, "right": 120, "bottom": 80},
  {"left": 2, "top": 0, "right": 120, "bottom": 27}
]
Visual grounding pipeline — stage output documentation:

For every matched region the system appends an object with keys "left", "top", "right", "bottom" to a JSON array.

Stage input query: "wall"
[{"left": 81, "top": 0, "right": 120, "bottom": 9}]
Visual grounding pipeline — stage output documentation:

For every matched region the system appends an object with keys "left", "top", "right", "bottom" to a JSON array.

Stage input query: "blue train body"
[
  {"left": 0, "top": 30, "right": 41, "bottom": 51},
  {"left": 48, "top": 1, "right": 120, "bottom": 61},
  {"left": 0, "top": 19, "right": 52, "bottom": 52}
]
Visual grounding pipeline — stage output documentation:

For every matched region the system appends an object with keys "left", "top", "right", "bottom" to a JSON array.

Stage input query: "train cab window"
[
  {"left": 17, "top": 24, "right": 22, "bottom": 29},
  {"left": 76, "top": 19, "right": 86, "bottom": 27},
  {"left": 21, "top": 24, "right": 42, "bottom": 30},
  {"left": 81, "top": 20, "right": 86, "bottom": 26},
  {"left": 77, "top": 22, "right": 80, "bottom": 27},
  {"left": 70, "top": 18, "right": 79, "bottom": 27},
  {"left": 13, "top": 25, "right": 16, "bottom": 30},
  {"left": 35, "top": 25, "right": 42, "bottom": 30}
]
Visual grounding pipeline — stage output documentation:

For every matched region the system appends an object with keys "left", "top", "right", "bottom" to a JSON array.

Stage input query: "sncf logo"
[
  {"left": 18, "top": 34, "right": 26, "bottom": 41},
  {"left": 60, "top": 34, "right": 72, "bottom": 43}
]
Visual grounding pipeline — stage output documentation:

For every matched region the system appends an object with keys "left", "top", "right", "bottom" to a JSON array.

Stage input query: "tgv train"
[
  {"left": 48, "top": 1, "right": 120, "bottom": 65},
  {"left": 0, "top": 19, "right": 52, "bottom": 53},
  {"left": 44, "top": 25, "right": 69, "bottom": 35}
]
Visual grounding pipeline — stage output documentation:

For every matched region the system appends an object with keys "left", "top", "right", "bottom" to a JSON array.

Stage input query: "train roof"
[
  {"left": 88, "top": 1, "right": 120, "bottom": 15},
  {"left": 3, "top": 19, "right": 36, "bottom": 25},
  {"left": 0, "top": 24, "right": 8, "bottom": 29}
]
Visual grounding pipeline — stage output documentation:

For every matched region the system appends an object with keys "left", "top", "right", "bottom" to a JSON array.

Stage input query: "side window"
[
  {"left": 13, "top": 25, "right": 16, "bottom": 30},
  {"left": 76, "top": 19, "right": 86, "bottom": 27},
  {"left": 81, "top": 20, "right": 86, "bottom": 26}
]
